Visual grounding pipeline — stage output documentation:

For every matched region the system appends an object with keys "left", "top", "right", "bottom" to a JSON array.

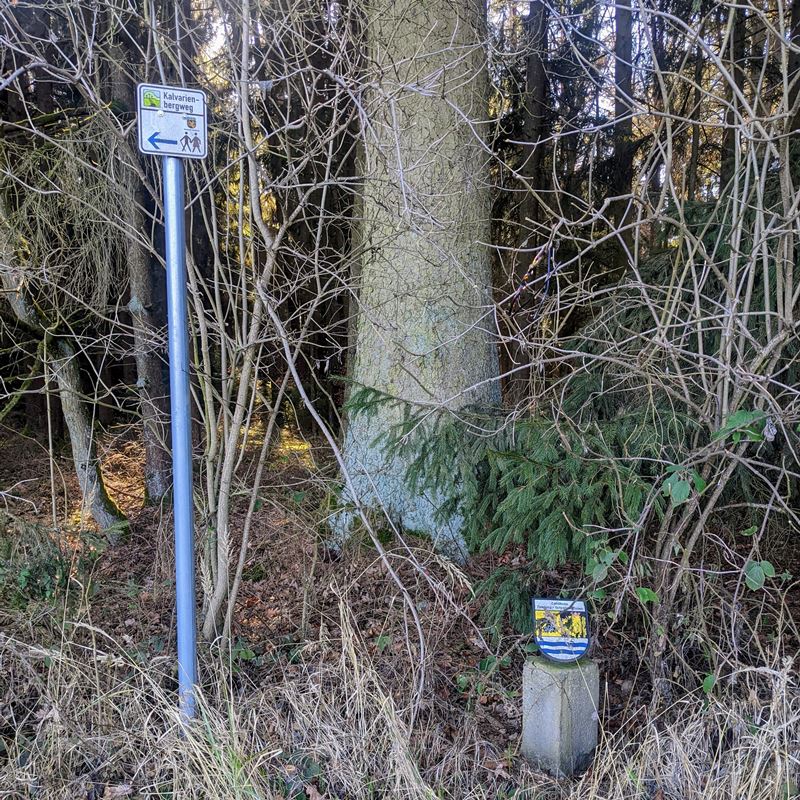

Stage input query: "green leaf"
[
  {"left": 740, "top": 525, "right": 757, "bottom": 537},
  {"left": 702, "top": 674, "right": 716, "bottom": 694},
  {"left": 635, "top": 587, "right": 659, "bottom": 604},
  {"left": 760, "top": 560, "right": 775, "bottom": 578},
  {"left": 591, "top": 563, "right": 608, "bottom": 582},
  {"left": 691, "top": 471, "right": 707, "bottom": 494},
  {"left": 478, "top": 655, "right": 508, "bottom": 673},
  {"left": 670, "top": 479, "right": 691, "bottom": 506},
  {"left": 375, "top": 635, "right": 391, "bottom": 654},
  {"left": 661, "top": 472, "right": 692, "bottom": 506},
  {"left": 744, "top": 561, "right": 765, "bottom": 591},
  {"left": 712, "top": 410, "right": 766, "bottom": 443}
]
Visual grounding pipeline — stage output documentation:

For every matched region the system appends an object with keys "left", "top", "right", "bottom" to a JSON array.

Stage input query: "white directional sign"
[{"left": 137, "top": 83, "right": 207, "bottom": 159}]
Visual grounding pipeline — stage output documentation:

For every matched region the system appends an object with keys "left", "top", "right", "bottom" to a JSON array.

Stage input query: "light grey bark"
[
  {"left": 335, "top": 0, "right": 500, "bottom": 560},
  {"left": 50, "top": 339, "right": 128, "bottom": 535}
]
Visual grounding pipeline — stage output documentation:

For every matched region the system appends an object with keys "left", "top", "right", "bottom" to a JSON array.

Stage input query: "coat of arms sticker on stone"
[{"left": 532, "top": 598, "right": 590, "bottom": 663}]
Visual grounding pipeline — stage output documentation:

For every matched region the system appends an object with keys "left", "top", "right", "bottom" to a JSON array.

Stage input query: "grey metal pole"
[{"left": 162, "top": 155, "right": 197, "bottom": 720}]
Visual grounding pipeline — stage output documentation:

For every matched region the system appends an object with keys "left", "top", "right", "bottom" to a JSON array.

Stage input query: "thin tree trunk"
[
  {"left": 108, "top": 11, "right": 171, "bottom": 503},
  {"left": 612, "top": 0, "right": 633, "bottom": 255},
  {"left": 508, "top": 0, "right": 550, "bottom": 406},
  {"left": 720, "top": 5, "right": 745, "bottom": 190},
  {"left": 788, "top": 0, "right": 800, "bottom": 135},
  {"left": 124, "top": 178, "right": 171, "bottom": 503},
  {"left": 687, "top": 46, "right": 704, "bottom": 201},
  {"left": 51, "top": 339, "right": 128, "bottom": 535},
  {"left": 519, "top": 0, "right": 549, "bottom": 253}
]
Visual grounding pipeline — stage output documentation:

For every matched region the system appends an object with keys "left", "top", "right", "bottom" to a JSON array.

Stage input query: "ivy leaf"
[{"left": 635, "top": 587, "right": 659, "bottom": 604}]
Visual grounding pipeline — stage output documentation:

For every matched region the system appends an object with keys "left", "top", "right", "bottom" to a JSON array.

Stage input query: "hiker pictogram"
[
  {"left": 191, "top": 133, "right": 202, "bottom": 153},
  {"left": 180, "top": 132, "right": 191, "bottom": 152}
]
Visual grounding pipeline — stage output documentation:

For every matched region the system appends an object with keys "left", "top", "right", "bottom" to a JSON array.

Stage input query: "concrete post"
[{"left": 521, "top": 657, "right": 600, "bottom": 776}]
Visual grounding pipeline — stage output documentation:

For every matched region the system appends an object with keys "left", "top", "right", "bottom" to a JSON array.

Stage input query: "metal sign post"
[{"left": 137, "top": 83, "right": 207, "bottom": 720}]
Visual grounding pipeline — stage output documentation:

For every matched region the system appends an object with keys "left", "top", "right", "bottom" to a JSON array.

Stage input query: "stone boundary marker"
[{"left": 521, "top": 656, "right": 600, "bottom": 776}]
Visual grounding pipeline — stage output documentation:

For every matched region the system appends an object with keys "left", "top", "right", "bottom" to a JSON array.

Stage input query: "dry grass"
[{"left": 1, "top": 600, "right": 798, "bottom": 800}]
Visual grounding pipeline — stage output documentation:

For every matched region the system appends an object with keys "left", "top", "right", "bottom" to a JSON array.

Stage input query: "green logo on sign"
[{"left": 143, "top": 89, "right": 161, "bottom": 108}]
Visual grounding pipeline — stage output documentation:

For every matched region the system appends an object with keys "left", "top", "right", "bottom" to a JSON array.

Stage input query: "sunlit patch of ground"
[
  {"left": 99, "top": 430, "right": 147, "bottom": 513},
  {"left": 272, "top": 427, "right": 315, "bottom": 469},
  {"left": 238, "top": 416, "right": 272, "bottom": 449},
  {"left": 0, "top": 426, "right": 146, "bottom": 536}
]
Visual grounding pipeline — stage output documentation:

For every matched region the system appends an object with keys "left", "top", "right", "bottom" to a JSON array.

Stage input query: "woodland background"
[{"left": 0, "top": 0, "right": 799, "bottom": 798}]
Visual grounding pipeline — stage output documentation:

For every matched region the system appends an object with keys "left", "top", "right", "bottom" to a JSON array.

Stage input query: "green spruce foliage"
[{"left": 345, "top": 387, "right": 686, "bottom": 632}]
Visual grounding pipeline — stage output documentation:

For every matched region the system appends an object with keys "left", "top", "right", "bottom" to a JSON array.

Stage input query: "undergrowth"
[
  {"left": 0, "top": 606, "right": 797, "bottom": 799},
  {"left": 0, "top": 512, "right": 100, "bottom": 611}
]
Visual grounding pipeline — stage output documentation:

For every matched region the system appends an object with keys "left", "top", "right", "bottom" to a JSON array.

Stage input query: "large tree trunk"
[{"left": 335, "top": 0, "right": 500, "bottom": 560}]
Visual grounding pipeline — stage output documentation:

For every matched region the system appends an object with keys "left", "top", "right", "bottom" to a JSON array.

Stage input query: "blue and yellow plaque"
[{"left": 532, "top": 598, "right": 590, "bottom": 663}]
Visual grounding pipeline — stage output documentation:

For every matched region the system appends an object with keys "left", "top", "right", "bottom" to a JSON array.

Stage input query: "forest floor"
[{"left": 1, "top": 424, "right": 799, "bottom": 799}]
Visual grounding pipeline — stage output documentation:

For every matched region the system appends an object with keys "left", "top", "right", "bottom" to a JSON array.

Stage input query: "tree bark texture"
[
  {"left": 107, "top": 11, "right": 171, "bottom": 504},
  {"left": 335, "top": 0, "right": 500, "bottom": 560},
  {"left": 50, "top": 339, "right": 128, "bottom": 535}
]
